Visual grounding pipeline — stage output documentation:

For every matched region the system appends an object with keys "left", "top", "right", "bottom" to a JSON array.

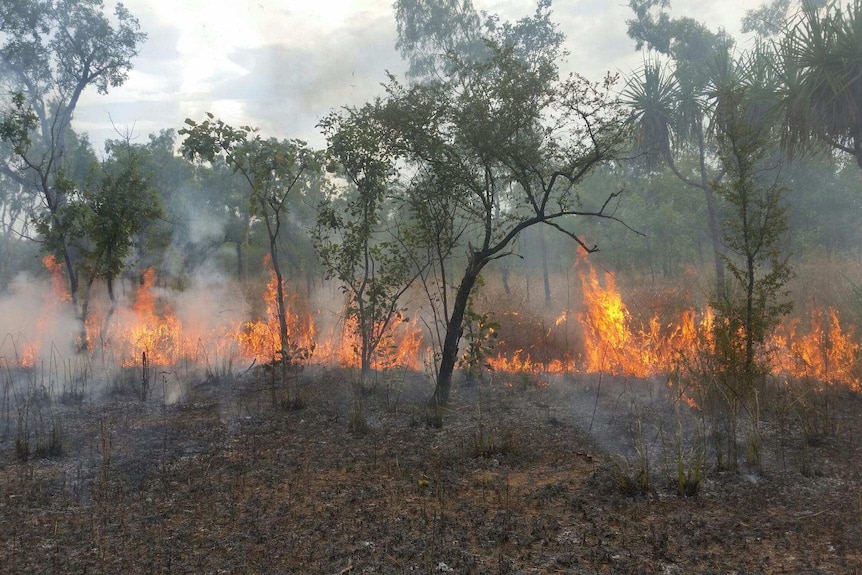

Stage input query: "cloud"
[
  {"left": 208, "top": 12, "right": 406, "bottom": 145},
  {"left": 73, "top": 0, "right": 754, "bottom": 152}
]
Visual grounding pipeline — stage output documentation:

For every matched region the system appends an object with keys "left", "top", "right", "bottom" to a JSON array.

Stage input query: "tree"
[
  {"left": 711, "top": 79, "right": 793, "bottom": 386},
  {"left": 315, "top": 105, "right": 425, "bottom": 384},
  {"left": 180, "top": 116, "right": 320, "bottom": 398},
  {"left": 69, "top": 146, "right": 162, "bottom": 344},
  {"left": 385, "top": 2, "right": 629, "bottom": 404},
  {"left": 0, "top": 0, "right": 145, "bottom": 341},
  {"left": 707, "top": 69, "right": 793, "bottom": 470},
  {"left": 0, "top": 173, "right": 40, "bottom": 291},
  {"left": 394, "top": 0, "right": 486, "bottom": 80},
  {"left": 624, "top": 0, "right": 735, "bottom": 288},
  {"left": 774, "top": 0, "right": 862, "bottom": 171}
]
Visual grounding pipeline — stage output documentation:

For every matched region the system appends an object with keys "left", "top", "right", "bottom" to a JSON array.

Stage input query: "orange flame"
[
  {"left": 111, "top": 269, "right": 184, "bottom": 366},
  {"left": 16, "top": 256, "right": 71, "bottom": 367},
  {"left": 13, "top": 253, "right": 861, "bottom": 393},
  {"left": 771, "top": 306, "right": 860, "bottom": 388},
  {"left": 235, "top": 255, "right": 316, "bottom": 362},
  {"left": 314, "top": 315, "right": 427, "bottom": 371}
]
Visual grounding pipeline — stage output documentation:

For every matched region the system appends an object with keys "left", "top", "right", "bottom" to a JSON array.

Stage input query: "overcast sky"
[{"left": 74, "top": 0, "right": 760, "bottom": 153}]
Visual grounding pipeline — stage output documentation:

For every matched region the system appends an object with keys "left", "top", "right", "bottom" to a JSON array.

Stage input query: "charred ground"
[{"left": 1, "top": 367, "right": 860, "bottom": 574}]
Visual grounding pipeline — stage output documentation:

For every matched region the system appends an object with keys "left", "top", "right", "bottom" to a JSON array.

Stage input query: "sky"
[{"left": 73, "top": 0, "right": 760, "bottom": 153}]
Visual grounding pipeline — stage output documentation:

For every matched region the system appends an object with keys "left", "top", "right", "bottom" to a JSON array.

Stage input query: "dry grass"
[{"left": 0, "top": 367, "right": 859, "bottom": 574}]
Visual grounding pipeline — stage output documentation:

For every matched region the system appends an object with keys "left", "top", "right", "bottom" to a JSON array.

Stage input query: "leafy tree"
[
  {"left": 743, "top": 0, "right": 794, "bottom": 38},
  {"left": 386, "top": 2, "right": 629, "bottom": 405},
  {"left": 0, "top": 0, "right": 145, "bottom": 337},
  {"left": 0, "top": 173, "right": 40, "bottom": 291},
  {"left": 394, "top": 0, "right": 486, "bottom": 79},
  {"left": 315, "top": 106, "right": 425, "bottom": 383},
  {"left": 710, "top": 74, "right": 792, "bottom": 404},
  {"left": 75, "top": 149, "right": 161, "bottom": 343},
  {"left": 180, "top": 116, "right": 321, "bottom": 397}
]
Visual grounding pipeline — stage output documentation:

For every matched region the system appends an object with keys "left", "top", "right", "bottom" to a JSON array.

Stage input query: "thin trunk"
[
  {"left": 500, "top": 264, "right": 511, "bottom": 295},
  {"left": 704, "top": 186, "right": 726, "bottom": 293},
  {"left": 540, "top": 227, "right": 551, "bottom": 304},
  {"left": 265, "top": 214, "right": 290, "bottom": 371},
  {"left": 235, "top": 242, "right": 244, "bottom": 280},
  {"left": 697, "top": 128, "right": 726, "bottom": 293},
  {"left": 61, "top": 244, "right": 87, "bottom": 351},
  {"left": 102, "top": 273, "right": 118, "bottom": 346},
  {"left": 745, "top": 253, "right": 755, "bottom": 383},
  {"left": 272, "top": 250, "right": 289, "bottom": 362}
]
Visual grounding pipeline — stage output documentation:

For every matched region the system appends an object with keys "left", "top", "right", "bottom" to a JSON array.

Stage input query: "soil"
[{"left": 1, "top": 366, "right": 860, "bottom": 574}]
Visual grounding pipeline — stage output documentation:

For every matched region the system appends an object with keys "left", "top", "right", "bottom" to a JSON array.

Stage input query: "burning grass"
[
  {"left": 1, "top": 254, "right": 861, "bottom": 572},
  {"left": 5, "top": 255, "right": 862, "bottom": 401}
]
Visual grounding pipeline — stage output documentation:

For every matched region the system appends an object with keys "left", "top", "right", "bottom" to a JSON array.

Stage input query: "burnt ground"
[{"left": 1, "top": 366, "right": 861, "bottom": 574}]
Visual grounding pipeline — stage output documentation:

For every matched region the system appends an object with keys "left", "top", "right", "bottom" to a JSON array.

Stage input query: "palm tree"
[
  {"left": 776, "top": 0, "right": 862, "bottom": 169},
  {"left": 624, "top": 56, "right": 728, "bottom": 287}
]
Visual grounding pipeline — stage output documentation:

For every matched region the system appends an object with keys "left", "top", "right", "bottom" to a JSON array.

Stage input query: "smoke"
[{"left": 0, "top": 271, "right": 80, "bottom": 366}]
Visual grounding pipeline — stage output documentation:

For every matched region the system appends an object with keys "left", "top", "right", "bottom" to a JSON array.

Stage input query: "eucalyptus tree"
[
  {"left": 394, "top": 0, "right": 486, "bottom": 79},
  {"left": 63, "top": 144, "right": 162, "bottom": 344},
  {"left": 0, "top": 174, "right": 39, "bottom": 291},
  {"left": 384, "top": 1, "right": 630, "bottom": 405},
  {"left": 180, "top": 116, "right": 321, "bottom": 392},
  {"left": 0, "top": 0, "right": 145, "bottom": 339}
]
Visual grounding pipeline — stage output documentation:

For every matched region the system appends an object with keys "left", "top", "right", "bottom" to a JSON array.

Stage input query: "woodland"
[{"left": 1, "top": 0, "right": 861, "bottom": 573}]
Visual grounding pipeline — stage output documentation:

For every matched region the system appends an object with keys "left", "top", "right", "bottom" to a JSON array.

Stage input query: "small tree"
[
  {"left": 712, "top": 77, "right": 793, "bottom": 390},
  {"left": 180, "top": 116, "right": 320, "bottom": 400},
  {"left": 79, "top": 149, "right": 162, "bottom": 343},
  {"left": 315, "top": 106, "right": 424, "bottom": 384},
  {"left": 386, "top": 2, "right": 630, "bottom": 405},
  {"left": 709, "top": 76, "right": 793, "bottom": 470}
]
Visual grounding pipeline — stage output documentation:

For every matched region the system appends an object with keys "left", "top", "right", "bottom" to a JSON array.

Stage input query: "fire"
[
  {"left": 111, "top": 269, "right": 185, "bottom": 366},
  {"left": 771, "top": 306, "right": 860, "bottom": 388},
  {"left": 483, "top": 258, "right": 860, "bottom": 392},
  {"left": 235, "top": 255, "right": 316, "bottom": 362},
  {"left": 15, "top": 255, "right": 71, "bottom": 368},
  {"left": 578, "top": 265, "right": 709, "bottom": 378},
  {"left": 314, "top": 315, "right": 427, "bottom": 371},
  {"left": 9, "top": 253, "right": 862, "bottom": 393},
  {"left": 44, "top": 255, "right": 71, "bottom": 302}
]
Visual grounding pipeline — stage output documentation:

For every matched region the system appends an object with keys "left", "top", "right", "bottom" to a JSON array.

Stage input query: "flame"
[
  {"left": 43, "top": 255, "right": 71, "bottom": 302},
  {"left": 770, "top": 306, "right": 860, "bottom": 388},
  {"left": 483, "top": 257, "right": 861, "bottom": 394},
  {"left": 577, "top": 265, "right": 707, "bottom": 378},
  {"left": 11, "top": 253, "right": 861, "bottom": 393},
  {"left": 314, "top": 315, "right": 427, "bottom": 371},
  {"left": 111, "top": 269, "right": 185, "bottom": 366},
  {"left": 15, "top": 256, "right": 71, "bottom": 367},
  {"left": 235, "top": 255, "right": 315, "bottom": 362}
]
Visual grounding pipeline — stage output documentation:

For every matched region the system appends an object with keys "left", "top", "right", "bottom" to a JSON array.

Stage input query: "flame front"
[
  {"left": 9, "top": 255, "right": 862, "bottom": 392},
  {"left": 235, "top": 256, "right": 315, "bottom": 363}
]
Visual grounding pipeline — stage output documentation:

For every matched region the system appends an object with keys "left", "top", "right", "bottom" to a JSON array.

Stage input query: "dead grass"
[{"left": 0, "top": 367, "right": 859, "bottom": 574}]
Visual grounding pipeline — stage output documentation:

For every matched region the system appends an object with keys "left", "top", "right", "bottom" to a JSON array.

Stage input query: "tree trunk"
[
  {"left": 704, "top": 186, "right": 726, "bottom": 292},
  {"left": 540, "top": 227, "right": 551, "bottom": 304},
  {"left": 435, "top": 255, "right": 483, "bottom": 405},
  {"left": 235, "top": 242, "right": 244, "bottom": 280},
  {"left": 60, "top": 245, "right": 88, "bottom": 351}
]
